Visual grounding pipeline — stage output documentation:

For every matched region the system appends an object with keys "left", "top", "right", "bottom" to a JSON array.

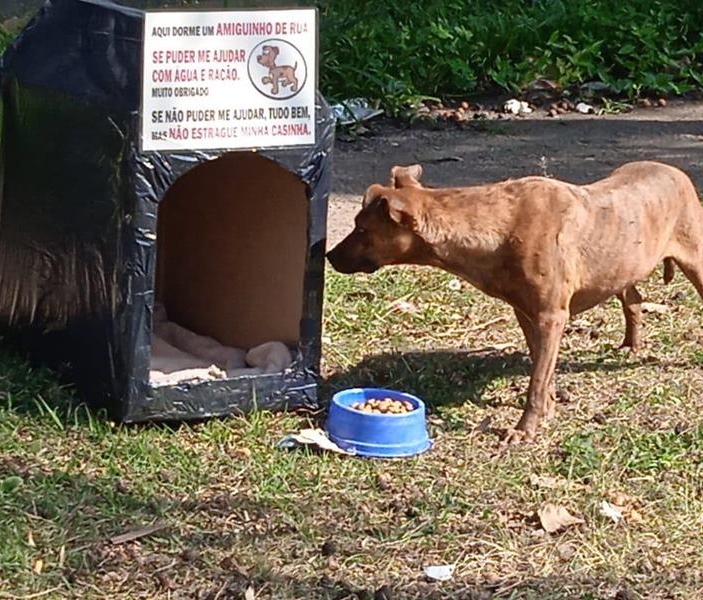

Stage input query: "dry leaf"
[
  {"left": 606, "top": 490, "right": 636, "bottom": 507},
  {"left": 27, "top": 531, "right": 36, "bottom": 548},
  {"left": 628, "top": 508, "right": 644, "bottom": 524},
  {"left": 58, "top": 545, "right": 66, "bottom": 569},
  {"left": 244, "top": 586, "right": 256, "bottom": 600},
  {"left": 33, "top": 559, "right": 43, "bottom": 574},
  {"left": 234, "top": 447, "right": 252, "bottom": 459},
  {"left": 641, "top": 302, "right": 669, "bottom": 314},
  {"left": 557, "top": 542, "right": 576, "bottom": 560},
  {"left": 389, "top": 299, "right": 419, "bottom": 313},
  {"left": 538, "top": 503, "right": 585, "bottom": 533},
  {"left": 600, "top": 500, "right": 624, "bottom": 523},
  {"left": 109, "top": 522, "right": 166, "bottom": 545},
  {"left": 472, "top": 415, "right": 492, "bottom": 434},
  {"left": 529, "top": 474, "right": 561, "bottom": 489}
]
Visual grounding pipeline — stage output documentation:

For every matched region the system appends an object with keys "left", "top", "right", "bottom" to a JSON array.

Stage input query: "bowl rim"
[{"left": 331, "top": 387, "right": 425, "bottom": 418}]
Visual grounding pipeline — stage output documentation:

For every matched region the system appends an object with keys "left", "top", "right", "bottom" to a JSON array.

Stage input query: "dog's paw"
[
  {"left": 498, "top": 427, "right": 535, "bottom": 449},
  {"left": 616, "top": 341, "right": 642, "bottom": 355}
]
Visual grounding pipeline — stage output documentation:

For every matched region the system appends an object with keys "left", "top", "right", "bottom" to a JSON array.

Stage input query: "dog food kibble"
[{"left": 350, "top": 398, "right": 416, "bottom": 414}]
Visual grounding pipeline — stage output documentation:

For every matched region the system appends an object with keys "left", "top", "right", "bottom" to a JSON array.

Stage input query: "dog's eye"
[{"left": 356, "top": 227, "right": 367, "bottom": 234}]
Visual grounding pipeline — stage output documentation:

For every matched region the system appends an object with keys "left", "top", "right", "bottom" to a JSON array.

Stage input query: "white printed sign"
[{"left": 141, "top": 9, "right": 317, "bottom": 151}]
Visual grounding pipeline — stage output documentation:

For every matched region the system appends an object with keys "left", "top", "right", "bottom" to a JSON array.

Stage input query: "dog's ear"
[
  {"left": 383, "top": 194, "right": 414, "bottom": 228},
  {"left": 362, "top": 184, "right": 386, "bottom": 208},
  {"left": 362, "top": 185, "right": 415, "bottom": 229},
  {"left": 390, "top": 164, "right": 423, "bottom": 189},
  {"left": 270, "top": 46, "right": 280, "bottom": 57}
]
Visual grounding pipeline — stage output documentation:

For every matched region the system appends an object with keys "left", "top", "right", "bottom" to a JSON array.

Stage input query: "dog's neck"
[{"left": 413, "top": 187, "right": 512, "bottom": 255}]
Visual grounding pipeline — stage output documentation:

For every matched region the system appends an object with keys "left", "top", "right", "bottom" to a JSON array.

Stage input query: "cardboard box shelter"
[{"left": 0, "top": 0, "right": 334, "bottom": 421}]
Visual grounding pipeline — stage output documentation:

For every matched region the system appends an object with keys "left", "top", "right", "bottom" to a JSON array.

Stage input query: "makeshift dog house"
[{"left": 0, "top": 0, "right": 334, "bottom": 421}]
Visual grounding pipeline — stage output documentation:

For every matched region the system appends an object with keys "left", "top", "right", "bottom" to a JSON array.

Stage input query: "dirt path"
[{"left": 326, "top": 99, "right": 703, "bottom": 246}]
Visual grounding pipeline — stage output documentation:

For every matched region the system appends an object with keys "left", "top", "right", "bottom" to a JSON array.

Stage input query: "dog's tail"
[{"left": 663, "top": 257, "right": 675, "bottom": 284}]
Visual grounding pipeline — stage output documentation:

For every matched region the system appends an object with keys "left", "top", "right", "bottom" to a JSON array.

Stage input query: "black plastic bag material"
[{"left": 0, "top": 0, "right": 334, "bottom": 422}]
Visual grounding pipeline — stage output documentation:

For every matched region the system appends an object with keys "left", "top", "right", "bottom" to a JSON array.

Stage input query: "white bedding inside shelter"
[{"left": 149, "top": 302, "right": 293, "bottom": 387}]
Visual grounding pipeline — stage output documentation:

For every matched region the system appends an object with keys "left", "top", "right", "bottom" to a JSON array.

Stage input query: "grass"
[{"left": 1, "top": 264, "right": 703, "bottom": 599}]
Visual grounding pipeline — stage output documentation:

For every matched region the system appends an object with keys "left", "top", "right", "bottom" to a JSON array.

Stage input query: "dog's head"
[
  {"left": 326, "top": 181, "right": 432, "bottom": 274},
  {"left": 257, "top": 45, "right": 279, "bottom": 68}
]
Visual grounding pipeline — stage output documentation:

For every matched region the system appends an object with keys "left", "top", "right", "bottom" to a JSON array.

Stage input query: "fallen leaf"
[
  {"left": 109, "top": 522, "right": 167, "bottom": 545},
  {"left": 641, "top": 302, "right": 669, "bottom": 314},
  {"left": 600, "top": 500, "right": 624, "bottom": 523},
  {"left": 537, "top": 503, "right": 585, "bottom": 533},
  {"left": 628, "top": 508, "right": 644, "bottom": 524},
  {"left": 234, "top": 447, "right": 252, "bottom": 459},
  {"left": 472, "top": 415, "right": 492, "bottom": 434},
  {"left": 606, "top": 490, "right": 635, "bottom": 507},
  {"left": 27, "top": 531, "right": 36, "bottom": 548},
  {"left": 33, "top": 559, "right": 43, "bottom": 574},
  {"left": 389, "top": 299, "right": 419, "bottom": 313},
  {"left": 557, "top": 542, "right": 576, "bottom": 560},
  {"left": 244, "top": 586, "right": 256, "bottom": 600},
  {"left": 529, "top": 474, "right": 561, "bottom": 489}
]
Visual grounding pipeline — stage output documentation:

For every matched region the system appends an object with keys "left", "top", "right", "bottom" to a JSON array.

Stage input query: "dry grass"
[{"left": 1, "top": 264, "right": 702, "bottom": 599}]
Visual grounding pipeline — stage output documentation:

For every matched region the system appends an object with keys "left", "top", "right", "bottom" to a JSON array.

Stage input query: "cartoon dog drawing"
[{"left": 257, "top": 45, "right": 298, "bottom": 95}]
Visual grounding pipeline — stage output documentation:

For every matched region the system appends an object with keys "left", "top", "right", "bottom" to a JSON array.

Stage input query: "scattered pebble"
[{"left": 320, "top": 540, "right": 336, "bottom": 556}]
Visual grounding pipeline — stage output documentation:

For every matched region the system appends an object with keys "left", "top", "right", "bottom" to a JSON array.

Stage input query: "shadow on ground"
[{"left": 320, "top": 347, "right": 641, "bottom": 412}]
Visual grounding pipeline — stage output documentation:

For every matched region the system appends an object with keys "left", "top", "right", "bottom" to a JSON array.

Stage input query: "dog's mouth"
[{"left": 326, "top": 253, "right": 379, "bottom": 274}]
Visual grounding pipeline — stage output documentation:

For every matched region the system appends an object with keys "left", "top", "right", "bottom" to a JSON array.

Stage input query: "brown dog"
[
  {"left": 256, "top": 45, "right": 298, "bottom": 95},
  {"left": 326, "top": 161, "right": 703, "bottom": 443}
]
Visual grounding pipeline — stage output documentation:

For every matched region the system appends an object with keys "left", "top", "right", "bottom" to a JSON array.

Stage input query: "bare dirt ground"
[{"left": 326, "top": 100, "right": 703, "bottom": 247}]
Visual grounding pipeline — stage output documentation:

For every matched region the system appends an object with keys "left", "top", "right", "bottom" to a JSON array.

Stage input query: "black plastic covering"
[{"left": 0, "top": 0, "right": 334, "bottom": 421}]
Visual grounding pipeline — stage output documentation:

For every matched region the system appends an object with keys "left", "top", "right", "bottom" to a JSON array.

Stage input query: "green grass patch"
[{"left": 1, "top": 267, "right": 703, "bottom": 598}]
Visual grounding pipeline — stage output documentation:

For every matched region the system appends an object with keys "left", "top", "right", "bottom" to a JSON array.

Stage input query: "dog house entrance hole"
[{"left": 151, "top": 152, "right": 308, "bottom": 386}]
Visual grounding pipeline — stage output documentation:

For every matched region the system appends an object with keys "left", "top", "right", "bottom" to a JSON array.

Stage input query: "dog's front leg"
[
  {"left": 504, "top": 309, "right": 567, "bottom": 445},
  {"left": 513, "top": 308, "right": 557, "bottom": 416}
]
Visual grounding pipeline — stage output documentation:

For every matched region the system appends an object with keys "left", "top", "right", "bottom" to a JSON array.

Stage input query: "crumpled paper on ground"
[
  {"left": 277, "top": 428, "right": 355, "bottom": 455},
  {"left": 331, "top": 97, "right": 384, "bottom": 126}
]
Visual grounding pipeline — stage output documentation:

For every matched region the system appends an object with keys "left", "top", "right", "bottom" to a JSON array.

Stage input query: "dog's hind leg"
[
  {"left": 668, "top": 232, "right": 703, "bottom": 300},
  {"left": 617, "top": 285, "right": 644, "bottom": 353},
  {"left": 673, "top": 259, "right": 703, "bottom": 303}
]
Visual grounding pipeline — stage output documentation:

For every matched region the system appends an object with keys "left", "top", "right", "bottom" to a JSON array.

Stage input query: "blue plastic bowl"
[{"left": 326, "top": 387, "right": 432, "bottom": 458}]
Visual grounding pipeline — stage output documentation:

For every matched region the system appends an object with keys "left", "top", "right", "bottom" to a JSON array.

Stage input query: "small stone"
[
  {"left": 181, "top": 548, "right": 199, "bottom": 562},
  {"left": 320, "top": 540, "right": 336, "bottom": 556},
  {"left": 374, "top": 585, "right": 393, "bottom": 600},
  {"left": 592, "top": 412, "right": 607, "bottom": 425},
  {"left": 658, "top": 97, "right": 667, "bottom": 107},
  {"left": 376, "top": 472, "right": 392, "bottom": 491},
  {"left": 556, "top": 389, "right": 571, "bottom": 403},
  {"left": 460, "top": 100, "right": 470, "bottom": 110}
]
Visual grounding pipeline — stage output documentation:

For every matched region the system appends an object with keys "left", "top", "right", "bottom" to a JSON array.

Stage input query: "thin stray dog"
[
  {"left": 256, "top": 45, "right": 298, "bottom": 95},
  {"left": 326, "top": 161, "right": 703, "bottom": 444}
]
